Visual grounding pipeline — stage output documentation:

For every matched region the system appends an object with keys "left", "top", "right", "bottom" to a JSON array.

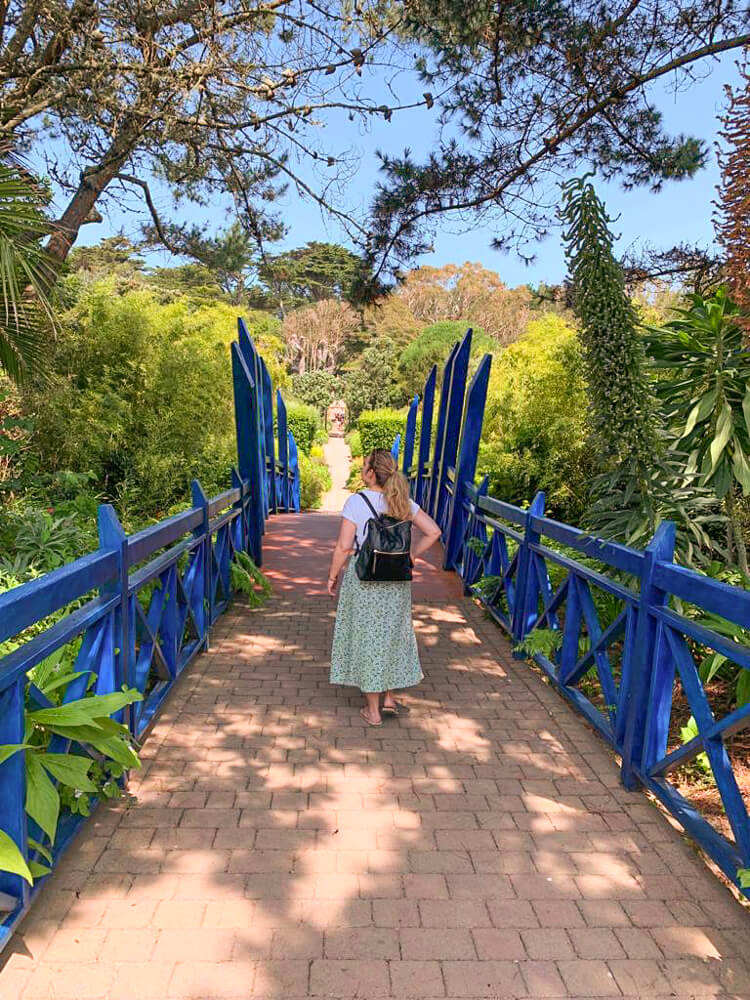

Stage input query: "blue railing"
[
  {"left": 398, "top": 327, "right": 750, "bottom": 899},
  {"left": 0, "top": 323, "right": 299, "bottom": 946}
]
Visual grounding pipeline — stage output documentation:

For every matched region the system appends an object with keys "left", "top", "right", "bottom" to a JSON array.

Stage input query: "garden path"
[
  {"left": 1, "top": 514, "right": 750, "bottom": 999},
  {"left": 320, "top": 436, "right": 352, "bottom": 512}
]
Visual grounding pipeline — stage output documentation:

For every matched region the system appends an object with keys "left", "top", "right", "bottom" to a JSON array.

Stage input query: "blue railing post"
[
  {"left": 239, "top": 320, "right": 269, "bottom": 517},
  {"left": 97, "top": 504, "right": 132, "bottom": 728},
  {"left": 191, "top": 480, "right": 212, "bottom": 636},
  {"left": 231, "top": 342, "right": 263, "bottom": 564},
  {"left": 231, "top": 467, "right": 247, "bottom": 553},
  {"left": 391, "top": 433, "right": 401, "bottom": 463},
  {"left": 620, "top": 520, "right": 676, "bottom": 790},
  {"left": 402, "top": 395, "right": 419, "bottom": 477},
  {"left": 434, "top": 330, "right": 472, "bottom": 531},
  {"left": 277, "top": 390, "right": 289, "bottom": 512},
  {"left": 0, "top": 679, "right": 28, "bottom": 915},
  {"left": 512, "top": 491, "right": 546, "bottom": 647},
  {"left": 260, "top": 359, "right": 276, "bottom": 514},
  {"left": 415, "top": 366, "right": 436, "bottom": 505},
  {"left": 427, "top": 344, "right": 458, "bottom": 517},
  {"left": 444, "top": 354, "right": 492, "bottom": 571},
  {"left": 288, "top": 432, "right": 301, "bottom": 512}
]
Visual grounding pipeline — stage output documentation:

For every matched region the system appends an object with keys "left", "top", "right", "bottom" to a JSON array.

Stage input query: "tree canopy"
[
  {"left": 366, "top": 0, "right": 749, "bottom": 280},
  {"left": 0, "top": 0, "right": 746, "bottom": 283}
]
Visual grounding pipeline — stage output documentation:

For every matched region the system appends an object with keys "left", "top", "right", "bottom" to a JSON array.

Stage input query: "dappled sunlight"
[{"left": 3, "top": 514, "right": 750, "bottom": 1000}]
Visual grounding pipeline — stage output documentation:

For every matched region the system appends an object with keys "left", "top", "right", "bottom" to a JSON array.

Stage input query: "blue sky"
[{"left": 72, "top": 50, "right": 742, "bottom": 289}]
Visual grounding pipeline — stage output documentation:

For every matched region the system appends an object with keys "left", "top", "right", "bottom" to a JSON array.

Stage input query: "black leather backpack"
[{"left": 354, "top": 492, "right": 413, "bottom": 582}]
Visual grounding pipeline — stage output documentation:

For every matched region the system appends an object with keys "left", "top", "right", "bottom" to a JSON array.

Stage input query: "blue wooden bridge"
[{"left": 1, "top": 323, "right": 749, "bottom": 999}]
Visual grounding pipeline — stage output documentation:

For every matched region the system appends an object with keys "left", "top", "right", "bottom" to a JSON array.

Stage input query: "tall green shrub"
[
  {"left": 358, "top": 409, "right": 406, "bottom": 455},
  {"left": 285, "top": 401, "right": 320, "bottom": 455},
  {"left": 477, "top": 315, "right": 593, "bottom": 523},
  {"left": 21, "top": 281, "right": 239, "bottom": 517},
  {"left": 561, "top": 176, "right": 663, "bottom": 541},
  {"left": 398, "top": 321, "right": 492, "bottom": 398}
]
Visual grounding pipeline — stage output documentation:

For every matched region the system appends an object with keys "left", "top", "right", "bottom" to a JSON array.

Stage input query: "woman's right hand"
[{"left": 327, "top": 574, "right": 338, "bottom": 596}]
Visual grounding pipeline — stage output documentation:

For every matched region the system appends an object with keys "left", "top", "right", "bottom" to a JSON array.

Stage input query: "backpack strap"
[
  {"left": 357, "top": 491, "right": 382, "bottom": 522},
  {"left": 352, "top": 491, "right": 381, "bottom": 555}
]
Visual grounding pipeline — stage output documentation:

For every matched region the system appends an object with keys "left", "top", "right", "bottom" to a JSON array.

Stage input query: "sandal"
[
  {"left": 381, "top": 703, "right": 400, "bottom": 717},
  {"left": 360, "top": 708, "right": 383, "bottom": 727}
]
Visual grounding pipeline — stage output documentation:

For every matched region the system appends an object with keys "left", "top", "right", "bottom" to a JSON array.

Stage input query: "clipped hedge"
[
  {"left": 298, "top": 451, "right": 332, "bottom": 509},
  {"left": 358, "top": 409, "right": 406, "bottom": 455},
  {"left": 285, "top": 401, "right": 320, "bottom": 455}
]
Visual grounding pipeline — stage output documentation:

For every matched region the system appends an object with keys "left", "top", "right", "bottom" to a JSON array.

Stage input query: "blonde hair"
[{"left": 365, "top": 449, "right": 411, "bottom": 521}]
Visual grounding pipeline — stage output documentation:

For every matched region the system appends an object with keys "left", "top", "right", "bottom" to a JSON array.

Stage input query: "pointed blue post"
[
  {"left": 434, "top": 329, "right": 472, "bottom": 531},
  {"left": 444, "top": 353, "right": 492, "bottom": 570},
  {"left": 98, "top": 504, "right": 131, "bottom": 725},
  {"left": 277, "top": 390, "right": 289, "bottom": 512},
  {"left": 391, "top": 433, "right": 401, "bottom": 463},
  {"left": 260, "top": 358, "right": 276, "bottom": 514},
  {"left": 288, "top": 431, "right": 301, "bottom": 511},
  {"left": 427, "top": 345, "right": 457, "bottom": 518},
  {"left": 621, "top": 520, "right": 676, "bottom": 790},
  {"left": 238, "top": 320, "right": 268, "bottom": 518},
  {"left": 0, "top": 678, "right": 28, "bottom": 913},
  {"left": 402, "top": 395, "right": 419, "bottom": 478},
  {"left": 231, "top": 467, "right": 248, "bottom": 553},
  {"left": 191, "top": 480, "right": 211, "bottom": 636},
  {"left": 415, "top": 366, "right": 436, "bottom": 506},
  {"left": 512, "top": 491, "right": 546, "bottom": 646},
  {"left": 231, "top": 341, "right": 263, "bottom": 564}
]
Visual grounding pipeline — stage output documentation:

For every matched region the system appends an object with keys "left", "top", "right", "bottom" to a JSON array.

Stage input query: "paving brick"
[
  {"left": 167, "top": 960, "right": 255, "bottom": 997},
  {"left": 325, "top": 927, "right": 400, "bottom": 959},
  {"left": 472, "top": 928, "right": 526, "bottom": 960},
  {"left": 310, "top": 959, "right": 390, "bottom": 997},
  {"left": 400, "top": 928, "right": 476, "bottom": 960},
  {"left": 520, "top": 960, "right": 568, "bottom": 997},
  {"left": 419, "top": 899, "right": 491, "bottom": 928},
  {"left": 389, "top": 960, "right": 445, "bottom": 997},
  {"left": 441, "top": 959, "right": 526, "bottom": 997},
  {"left": 556, "top": 958, "right": 621, "bottom": 995},
  {"left": 521, "top": 927, "right": 575, "bottom": 960}
]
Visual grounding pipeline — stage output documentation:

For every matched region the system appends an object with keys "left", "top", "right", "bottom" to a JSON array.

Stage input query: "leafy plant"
[
  {"left": 0, "top": 683, "right": 142, "bottom": 885},
  {"left": 0, "top": 160, "right": 55, "bottom": 383},
  {"left": 644, "top": 289, "right": 750, "bottom": 573},
  {"left": 466, "top": 536, "right": 486, "bottom": 557},
  {"left": 230, "top": 550, "right": 272, "bottom": 607},
  {"left": 515, "top": 628, "right": 563, "bottom": 659},
  {"left": 679, "top": 715, "right": 711, "bottom": 774},
  {"left": 738, "top": 868, "right": 750, "bottom": 890}
]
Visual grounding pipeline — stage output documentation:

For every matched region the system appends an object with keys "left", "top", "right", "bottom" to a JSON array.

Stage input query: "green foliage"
[
  {"left": 0, "top": 677, "right": 142, "bottom": 885},
  {"left": 344, "top": 338, "right": 403, "bottom": 422},
  {"left": 644, "top": 289, "right": 750, "bottom": 572},
  {"left": 290, "top": 371, "right": 339, "bottom": 413},
  {"left": 398, "top": 321, "right": 491, "bottom": 398},
  {"left": 679, "top": 716, "right": 711, "bottom": 774},
  {"left": 560, "top": 176, "right": 658, "bottom": 474},
  {"left": 20, "top": 281, "right": 240, "bottom": 517},
  {"left": 358, "top": 409, "right": 406, "bottom": 456},
  {"left": 258, "top": 242, "right": 375, "bottom": 310},
  {"left": 285, "top": 401, "right": 321, "bottom": 455},
  {"left": 739, "top": 868, "right": 750, "bottom": 890},
  {"left": 298, "top": 451, "right": 331, "bottom": 509},
  {"left": 515, "top": 628, "right": 563, "bottom": 659},
  {"left": 346, "top": 430, "right": 363, "bottom": 459},
  {"left": 0, "top": 161, "right": 55, "bottom": 384},
  {"left": 477, "top": 315, "right": 593, "bottom": 523},
  {"left": 230, "top": 550, "right": 272, "bottom": 607}
]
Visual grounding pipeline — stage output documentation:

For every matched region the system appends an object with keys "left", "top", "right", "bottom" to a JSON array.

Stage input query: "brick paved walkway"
[{"left": 2, "top": 514, "right": 750, "bottom": 999}]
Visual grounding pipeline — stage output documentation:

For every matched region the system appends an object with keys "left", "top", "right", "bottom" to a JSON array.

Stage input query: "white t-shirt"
[{"left": 342, "top": 490, "right": 420, "bottom": 547}]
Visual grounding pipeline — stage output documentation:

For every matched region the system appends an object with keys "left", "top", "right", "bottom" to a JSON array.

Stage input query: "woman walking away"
[{"left": 328, "top": 449, "right": 442, "bottom": 727}]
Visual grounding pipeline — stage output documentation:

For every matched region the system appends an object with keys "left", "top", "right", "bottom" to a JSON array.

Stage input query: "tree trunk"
[{"left": 45, "top": 125, "right": 139, "bottom": 270}]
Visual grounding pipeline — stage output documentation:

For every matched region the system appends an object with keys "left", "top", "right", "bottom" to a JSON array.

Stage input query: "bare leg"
[
  {"left": 363, "top": 692, "right": 382, "bottom": 725},
  {"left": 382, "top": 690, "right": 398, "bottom": 710}
]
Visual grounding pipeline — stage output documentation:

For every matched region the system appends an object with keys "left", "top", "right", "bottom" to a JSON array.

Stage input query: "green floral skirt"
[{"left": 330, "top": 561, "right": 423, "bottom": 693}]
